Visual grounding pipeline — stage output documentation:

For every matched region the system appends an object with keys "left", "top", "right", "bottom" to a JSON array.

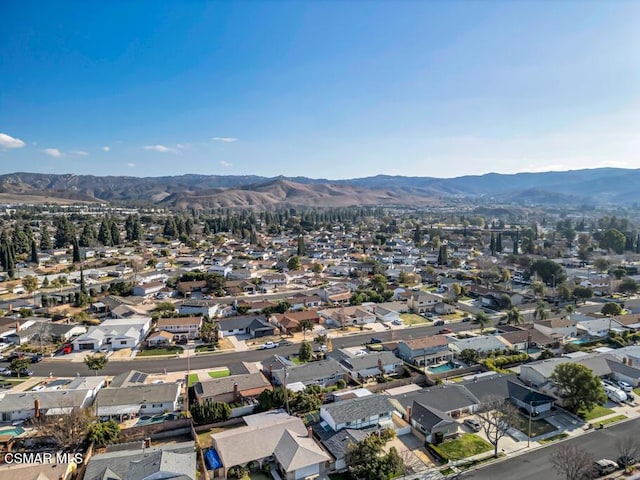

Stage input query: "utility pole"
[{"left": 283, "top": 364, "right": 290, "bottom": 415}]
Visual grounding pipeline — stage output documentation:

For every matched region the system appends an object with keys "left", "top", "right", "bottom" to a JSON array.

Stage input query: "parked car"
[
  {"left": 617, "top": 380, "right": 633, "bottom": 392},
  {"left": 439, "top": 328, "right": 453, "bottom": 334},
  {"left": 594, "top": 459, "right": 618, "bottom": 475},
  {"left": 0, "top": 368, "right": 11, "bottom": 375},
  {"left": 462, "top": 316, "right": 472, "bottom": 322},
  {"left": 260, "top": 341, "right": 279, "bottom": 350},
  {"left": 60, "top": 344, "right": 73, "bottom": 355},
  {"left": 29, "top": 355, "right": 43, "bottom": 363},
  {"left": 463, "top": 418, "right": 482, "bottom": 432},
  {"left": 368, "top": 337, "right": 383, "bottom": 344},
  {"left": 617, "top": 456, "right": 638, "bottom": 468},
  {"left": 434, "top": 320, "right": 445, "bottom": 326},
  {"left": 10, "top": 368, "right": 34, "bottom": 377}
]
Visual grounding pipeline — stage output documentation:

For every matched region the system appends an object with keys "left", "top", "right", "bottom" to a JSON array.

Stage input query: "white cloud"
[
  {"left": 0, "top": 133, "right": 26, "bottom": 149},
  {"left": 69, "top": 150, "right": 88, "bottom": 156},
  {"left": 127, "top": 162, "right": 136, "bottom": 168},
  {"left": 219, "top": 160, "right": 232, "bottom": 167},
  {"left": 212, "top": 137, "right": 238, "bottom": 143},
  {"left": 102, "top": 146, "right": 110, "bottom": 152},
  {"left": 43, "top": 148, "right": 63, "bottom": 158},
  {"left": 143, "top": 144, "right": 176, "bottom": 153}
]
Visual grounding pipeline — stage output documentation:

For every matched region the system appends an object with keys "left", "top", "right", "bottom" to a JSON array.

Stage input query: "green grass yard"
[
  {"left": 538, "top": 433, "right": 569, "bottom": 444},
  {"left": 137, "top": 346, "right": 182, "bottom": 357},
  {"left": 208, "top": 368, "right": 230, "bottom": 379},
  {"left": 431, "top": 434, "right": 492, "bottom": 461},
  {"left": 597, "top": 415, "right": 627, "bottom": 426},
  {"left": 188, "top": 373, "right": 199, "bottom": 387},
  {"left": 579, "top": 405, "right": 615, "bottom": 421},
  {"left": 400, "top": 313, "right": 429, "bottom": 325}
]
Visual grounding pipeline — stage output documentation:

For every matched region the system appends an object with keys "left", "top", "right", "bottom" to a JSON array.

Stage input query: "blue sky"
[{"left": 1, "top": 1, "right": 638, "bottom": 179}]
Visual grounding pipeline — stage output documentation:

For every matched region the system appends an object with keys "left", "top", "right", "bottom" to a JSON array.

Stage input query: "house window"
[
  {"left": 141, "top": 404, "right": 147, "bottom": 408},
  {"left": 120, "top": 341, "right": 127, "bottom": 345}
]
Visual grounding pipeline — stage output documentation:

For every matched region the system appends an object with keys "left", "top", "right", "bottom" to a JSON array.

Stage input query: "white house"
[
  {"left": 72, "top": 317, "right": 151, "bottom": 351},
  {"left": 132, "top": 281, "right": 165, "bottom": 297},
  {"left": 156, "top": 316, "right": 203, "bottom": 340},
  {"left": 533, "top": 318, "right": 578, "bottom": 339},
  {"left": 319, "top": 395, "right": 395, "bottom": 432},
  {"left": 208, "top": 265, "right": 233, "bottom": 278},
  {"left": 407, "top": 292, "right": 443, "bottom": 314}
]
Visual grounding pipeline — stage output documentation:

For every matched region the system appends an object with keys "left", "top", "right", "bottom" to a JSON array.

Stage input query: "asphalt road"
[
  {"left": 463, "top": 418, "right": 640, "bottom": 480},
  {"left": 24, "top": 321, "right": 476, "bottom": 377}
]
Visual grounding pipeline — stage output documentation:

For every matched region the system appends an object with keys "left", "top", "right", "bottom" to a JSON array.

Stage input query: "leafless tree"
[
  {"left": 616, "top": 435, "right": 640, "bottom": 469},
  {"left": 475, "top": 396, "right": 519, "bottom": 458},
  {"left": 551, "top": 444, "right": 595, "bottom": 480},
  {"left": 38, "top": 406, "right": 95, "bottom": 450}
]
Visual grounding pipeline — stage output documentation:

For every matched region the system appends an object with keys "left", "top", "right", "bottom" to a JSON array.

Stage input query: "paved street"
[
  {"left": 463, "top": 418, "right": 640, "bottom": 480},
  {"left": 22, "top": 321, "right": 476, "bottom": 377}
]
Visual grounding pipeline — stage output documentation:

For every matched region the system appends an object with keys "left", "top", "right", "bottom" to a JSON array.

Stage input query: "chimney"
[
  {"left": 144, "top": 437, "right": 151, "bottom": 448},
  {"left": 15, "top": 322, "right": 20, "bottom": 333},
  {"left": 406, "top": 405, "right": 412, "bottom": 422},
  {"left": 378, "top": 357, "right": 383, "bottom": 372},
  {"left": 233, "top": 383, "right": 239, "bottom": 402},
  {"left": 307, "top": 426, "right": 313, "bottom": 438},
  {"left": 34, "top": 398, "right": 41, "bottom": 418}
]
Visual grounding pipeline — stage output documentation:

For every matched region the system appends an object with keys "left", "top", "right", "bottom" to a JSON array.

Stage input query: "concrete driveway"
[{"left": 385, "top": 434, "right": 435, "bottom": 474}]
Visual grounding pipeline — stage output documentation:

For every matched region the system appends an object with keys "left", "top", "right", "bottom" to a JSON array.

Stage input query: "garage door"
[{"left": 78, "top": 343, "right": 94, "bottom": 350}]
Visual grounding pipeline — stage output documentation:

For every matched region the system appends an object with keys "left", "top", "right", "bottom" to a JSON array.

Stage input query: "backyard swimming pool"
[
  {"left": 0, "top": 426, "right": 25, "bottom": 437},
  {"left": 428, "top": 361, "right": 460, "bottom": 374}
]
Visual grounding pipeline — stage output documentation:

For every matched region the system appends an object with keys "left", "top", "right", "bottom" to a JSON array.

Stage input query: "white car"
[
  {"left": 260, "top": 342, "right": 279, "bottom": 350},
  {"left": 617, "top": 380, "right": 633, "bottom": 392}
]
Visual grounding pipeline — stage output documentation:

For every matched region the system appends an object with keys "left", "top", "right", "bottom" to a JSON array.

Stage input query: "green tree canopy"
[
  {"left": 600, "top": 228, "right": 626, "bottom": 254},
  {"left": 84, "top": 354, "right": 108, "bottom": 375},
  {"left": 550, "top": 363, "right": 606, "bottom": 414},
  {"left": 601, "top": 302, "right": 623, "bottom": 316},
  {"left": 530, "top": 259, "right": 566, "bottom": 286}
]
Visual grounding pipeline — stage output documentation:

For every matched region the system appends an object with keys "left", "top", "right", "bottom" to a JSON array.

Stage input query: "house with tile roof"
[{"left": 396, "top": 335, "right": 453, "bottom": 366}]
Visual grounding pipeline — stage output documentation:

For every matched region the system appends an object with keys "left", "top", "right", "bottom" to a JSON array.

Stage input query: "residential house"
[
  {"left": 156, "top": 316, "right": 203, "bottom": 341},
  {"left": 271, "top": 358, "right": 345, "bottom": 388},
  {"left": 319, "top": 286, "right": 352, "bottom": 304},
  {"left": 407, "top": 292, "right": 442, "bottom": 315},
  {"left": 218, "top": 315, "right": 275, "bottom": 338},
  {"left": 96, "top": 382, "right": 181, "bottom": 418},
  {"left": 320, "top": 306, "right": 376, "bottom": 327},
  {"left": 261, "top": 273, "right": 288, "bottom": 287},
  {"left": 396, "top": 336, "right": 453, "bottom": 367},
  {"left": 177, "top": 299, "right": 219, "bottom": 318},
  {"left": 507, "top": 381, "right": 555, "bottom": 415},
  {"left": 177, "top": 280, "right": 207, "bottom": 296},
  {"left": 319, "top": 394, "right": 395, "bottom": 432},
  {"left": 408, "top": 402, "right": 459, "bottom": 444},
  {"left": 533, "top": 317, "right": 578, "bottom": 340},
  {"left": 335, "top": 350, "right": 403, "bottom": 380},
  {"left": 83, "top": 441, "right": 196, "bottom": 480},
  {"left": 72, "top": 317, "right": 151, "bottom": 351},
  {"left": 146, "top": 330, "right": 174, "bottom": 347},
  {"left": 449, "top": 335, "right": 510, "bottom": 356},
  {"left": 132, "top": 281, "right": 165, "bottom": 298},
  {"left": 497, "top": 326, "right": 556, "bottom": 351},
  {"left": 270, "top": 310, "right": 321, "bottom": 335},
  {"left": 288, "top": 294, "right": 323, "bottom": 310},
  {"left": 208, "top": 264, "right": 233, "bottom": 278},
  {"left": 194, "top": 372, "right": 272, "bottom": 417},
  {"left": 210, "top": 410, "right": 329, "bottom": 479},
  {"left": 315, "top": 428, "right": 370, "bottom": 472},
  {"left": 577, "top": 317, "right": 623, "bottom": 338},
  {"left": 0, "top": 462, "right": 75, "bottom": 480},
  {"left": 0, "top": 376, "right": 105, "bottom": 422}
]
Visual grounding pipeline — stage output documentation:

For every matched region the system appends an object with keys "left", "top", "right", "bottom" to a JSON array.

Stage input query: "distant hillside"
[{"left": 0, "top": 168, "right": 637, "bottom": 208}]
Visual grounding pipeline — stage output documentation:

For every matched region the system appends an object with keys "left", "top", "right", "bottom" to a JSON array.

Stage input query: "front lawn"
[
  {"left": 634, "top": 388, "right": 640, "bottom": 397},
  {"left": 195, "top": 344, "right": 217, "bottom": 353},
  {"left": 187, "top": 373, "right": 199, "bottom": 387},
  {"left": 579, "top": 405, "right": 615, "bottom": 421},
  {"left": 137, "top": 346, "right": 182, "bottom": 357},
  {"left": 511, "top": 416, "right": 557, "bottom": 438},
  {"left": 431, "top": 433, "right": 492, "bottom": 461},
  {"left": 290, "top": 356, "right": 306, "bottom": 365},
  {"left": 597, "top": 414, "right": 627, "bottom": 426},
  {"left": 538, "top": 433, "right": 569, "bottom": 444},
  {"left": 208, "top": 368, "right": 230, "bottom": 379},
  {"left": 400, "top": 313, "right": 429, "bottom": 325}
]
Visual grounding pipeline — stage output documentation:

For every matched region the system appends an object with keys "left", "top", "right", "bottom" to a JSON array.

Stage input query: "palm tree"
[
  {"left": 565, "top": 304, "right": 575, "bottom": 320},
  {"left": 474, "top": 311, "right": 490, "bottom": 333},
  {"left": 531, "top": 281, "right": 546, "bottom": 298},
  {"left": 300, "top": 319, "right": 314, "bottom": 340},
  {"left": 501, "top": 307, "right": 524, "bottom": 326},
  {"left": 533, "top": 301, "right": 549, "bottom": 322}
]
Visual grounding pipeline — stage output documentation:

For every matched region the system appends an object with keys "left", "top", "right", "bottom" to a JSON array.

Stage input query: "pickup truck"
[{"left": 260, "top": 341, "right": 279, "bottom": 350}]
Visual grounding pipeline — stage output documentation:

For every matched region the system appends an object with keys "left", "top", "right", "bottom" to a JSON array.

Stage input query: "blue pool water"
[
  {"left": 428, "top": 362, "right": 460, "bottom": 373},
  {"left": 0, "top": 426, "right": 25, "bottom": 437},
  {"left": 571, "top": 338, "right": 592, "bottom": 345},
  {"left": 205, "top": 449, "right": 223, "bottom": 470},
  {"left": 135, "top": 413, "right": 178, "bottom": 425}
]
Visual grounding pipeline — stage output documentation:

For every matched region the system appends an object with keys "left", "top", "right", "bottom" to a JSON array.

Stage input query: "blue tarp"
[{"left": 205, "top": 449, "right": 223, "bottom": 470}]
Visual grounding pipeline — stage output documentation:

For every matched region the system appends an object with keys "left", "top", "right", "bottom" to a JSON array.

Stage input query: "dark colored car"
[
  {"left": 618, "top": 456, "right": 638, "bottom": 468},
  {"left": 434, "top": 320, "right": 445, "bottom": 326},
  {"left": 10, "top": 369, "right": 34, "bottom": 377},
  {"left": 29, "top": 355, "right": 43, "bottom": 363},
  {"left": 369, "top": 337, "right": 383, "bottom": 344}
]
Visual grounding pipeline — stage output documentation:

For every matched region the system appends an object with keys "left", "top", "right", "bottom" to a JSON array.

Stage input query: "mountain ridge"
[{"left": 0, "top": 168, "right": 636, "bottom": 208}]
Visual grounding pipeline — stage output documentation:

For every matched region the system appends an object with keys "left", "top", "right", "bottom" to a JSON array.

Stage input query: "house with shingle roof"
[
  {"left": 335, "top": 350, "right": 403, "bottom": 379},
  {"left": 396, "top": 335, "right": 453, "bottom": 366},
  {"left": 271, "top": 358, "right": 345, "bottom": 388},
  {"left": 273, "top": 429, "right": 331, "bottom": 480},
  {"left": 408, "top": 402, "right": 458, "bottom": 443},
  {"left": 533, "top": 317, "right": 578, "bottom": 339},
  {"left": 83, "top": 440, "right": 196, "bottom": 480},
  {"left": 194, "top": 372, "right": 272, "bottom": 413},
  {"left": 319, "top": 394, "right": 395, "bottom": 432}
]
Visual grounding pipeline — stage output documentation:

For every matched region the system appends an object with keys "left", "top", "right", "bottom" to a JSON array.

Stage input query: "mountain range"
[{"left": 0, "top": 168, "right": 637, "bottom": 209}]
